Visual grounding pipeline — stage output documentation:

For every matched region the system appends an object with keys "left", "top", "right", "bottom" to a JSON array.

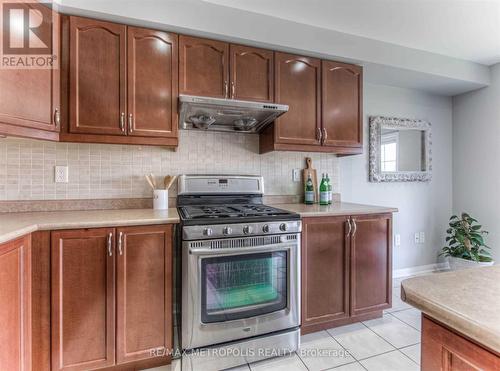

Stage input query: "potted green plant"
[{"left": 440, "top": 213, "right": 494, "bottom": 270}]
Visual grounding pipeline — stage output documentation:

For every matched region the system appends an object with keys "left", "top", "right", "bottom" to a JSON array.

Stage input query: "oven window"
[{"left": 201, "top": 251, "right": 288, "bottom": 323}]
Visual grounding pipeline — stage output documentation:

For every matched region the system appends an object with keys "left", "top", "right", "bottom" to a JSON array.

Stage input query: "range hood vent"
[{"left": 179, "top": 95, "right": 288, "bottom": 133}]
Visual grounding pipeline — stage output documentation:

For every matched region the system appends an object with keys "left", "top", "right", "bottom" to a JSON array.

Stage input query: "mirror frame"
[{"left": 369, "top": 116, "right": 432, "bottom": 182}]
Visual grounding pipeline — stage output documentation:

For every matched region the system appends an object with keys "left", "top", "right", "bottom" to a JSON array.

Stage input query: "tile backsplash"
[{"left": 0, "top": 131, "right": 339, "bottom": 201}]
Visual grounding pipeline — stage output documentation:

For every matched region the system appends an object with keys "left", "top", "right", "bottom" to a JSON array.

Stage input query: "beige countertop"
[
  {"left": 273, "top": 202, "right": 398, "bottom": 217},
  {"left": 0, "top": 201, "right": 397, "bottom": 245},
  {"left": 0, "top": 208, "right": 180, "bottom": 244},
  {"left": 402, "top": 266, "right": 500, "bottom": 354}
]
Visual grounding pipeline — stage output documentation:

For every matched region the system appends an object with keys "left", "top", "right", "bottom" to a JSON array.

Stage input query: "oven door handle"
[{"left": 189, "top": 243, "right": 296, "bottom": 256}]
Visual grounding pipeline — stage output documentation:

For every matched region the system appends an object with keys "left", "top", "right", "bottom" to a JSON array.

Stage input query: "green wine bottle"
[
  {"left": 319, "top": 173, "right": 328, "bottom": 205},
  {"left": 304, "top": 174, "right": 314, "bottom": 205}
]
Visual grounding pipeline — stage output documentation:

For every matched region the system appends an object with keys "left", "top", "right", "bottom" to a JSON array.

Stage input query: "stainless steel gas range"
[{"left": 177, "top": 175, "right": 301, "bottom": 371}]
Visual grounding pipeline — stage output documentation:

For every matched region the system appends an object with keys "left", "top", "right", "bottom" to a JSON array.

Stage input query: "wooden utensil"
[
  {"left": 145, "top": 174, "right": 156, "bottom": 190},
  {"left": 164, "top": 175, "right": 171, "bottom": 189},
  {"left": 165, "top": 175, "right": 177, "bottom": 190},
  {"left": 149, "top": 173, "right": 157, "bottom": 189},
  {"left": 302, "top": 157, "right": 318, "bottom": 202}
]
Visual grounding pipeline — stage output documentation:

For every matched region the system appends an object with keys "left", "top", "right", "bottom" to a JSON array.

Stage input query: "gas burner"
[{"left": 179, "top": 203, "right": 295, "bottom": 223}]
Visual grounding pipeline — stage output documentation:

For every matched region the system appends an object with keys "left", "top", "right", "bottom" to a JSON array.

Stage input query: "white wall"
[
  {"left": 453, "top": 63, "right": 500, "bottom": 261},
  {"left": 340, "top": 83, "right": 453, "bottom": 270}
]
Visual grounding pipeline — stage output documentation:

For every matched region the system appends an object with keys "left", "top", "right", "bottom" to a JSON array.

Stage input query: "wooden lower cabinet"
[
  {"left": 0, "top": 236, "right": 31, "bottom": 370},
  {"left": 116, "top": 225, "right": 173, "bottom": 364},
  {"left": 422, "top": 315, "right": 500, "bottom": 370},
  {"left": 350, "top": 214, "right": 392, "bottom": 316},
  {"left": 301, "top": 213, "right": 392, "bottom": 334},
  {"left": 51, "top": 224, "right": 173, "bottom": 371},
  {"left": 301, "top": 216, "right": 350, "bottom": 331},
  {"left": 51, "top": 228, "right": 116, "bottom": 371}
]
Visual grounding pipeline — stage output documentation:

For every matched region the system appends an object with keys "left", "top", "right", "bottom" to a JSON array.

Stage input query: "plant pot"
[{"left": 447, "top": 256, "right": 495, "bottom": 271}]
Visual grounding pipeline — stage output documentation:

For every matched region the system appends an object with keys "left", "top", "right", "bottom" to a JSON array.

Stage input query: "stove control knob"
[
  {"left": 203, "top": 228, "right": 213, "bottom": 237},
  {"left": 279, "top": 223, "right": 288, "bottom": 232},
  {"left": 243, "top": 225, "right": 253, "bottom": 235},
  {"left": 223, "top": 226, "right": 233, "bottom": 236},
  {"left": 262, "top": 224, "right": 270, "bottom": 233}
]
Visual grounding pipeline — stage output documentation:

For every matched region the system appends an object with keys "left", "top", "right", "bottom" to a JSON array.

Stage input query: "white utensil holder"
[{"left": 153, "top": 190, "right": 168, "bottom": 210}]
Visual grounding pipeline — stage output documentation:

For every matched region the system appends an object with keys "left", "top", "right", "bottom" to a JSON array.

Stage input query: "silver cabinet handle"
[
  {"left": 54, "top": 108, "right": 60, "bottom": 127},
  {"left": 316, "top": 127, "right": 322, "bottom": 142},
  {"left": 128, "top": 113, "right": 133, "bottom": 133},
  {"left": 118, "top": 232, "right": 123, "bottom": 255},
  {"left": 352, "top": 219, "right": 357, "bottom": 237},
  {"left": 231, "top": 81, "right": 235, "bottom": 99},
  {"left": 224, "top": 81, "right": 228, "bottom": 98},
  {"left": 323, "top": 128, "right": 328, "bottom": 142},
  {"left": 346, "top": 219, "right": 352, "bottom": 236},
  {"left": 120, "top": 112, "right": 125, "bottom": 132},
  {"left": 107, "top": 232, "right": 113, "bottom": 256}
]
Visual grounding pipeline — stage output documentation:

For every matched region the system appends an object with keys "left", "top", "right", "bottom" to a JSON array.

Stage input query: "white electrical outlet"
[
  {"left": 394, "top": 234, "right": 401, "bottom": 246},
  {"left": 292, "top": 168, "right": 301, "bottom": 182},
  {"left": 414, "top": 232, "right": 420, "bottom": 244},
  {"left": 55, "top": 166, "right": 68, "bottom": 183},
  {"left": 420, "top": 231, "right": 425, "bottom": 244}
]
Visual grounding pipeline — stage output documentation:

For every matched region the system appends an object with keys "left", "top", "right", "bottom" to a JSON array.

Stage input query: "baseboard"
[{"left": 393, "top": 262, "right": 449, "bottom": 279}]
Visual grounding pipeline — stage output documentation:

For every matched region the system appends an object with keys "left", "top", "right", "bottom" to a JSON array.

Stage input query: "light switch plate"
[
  {"left": 414, "top": 232, "right": 420, "bottom": 244},
  {"left": 419, "top": 231, "right": 425, "bottom": 244},
  {"left": 292, "top": 169, "right": 300, "bottom": 182},
  {"left": 55, "top": 166, "right": 68, "bottom": 183},
  {"left": 394, "top": 234, "right": 401, "bottom": 246}
]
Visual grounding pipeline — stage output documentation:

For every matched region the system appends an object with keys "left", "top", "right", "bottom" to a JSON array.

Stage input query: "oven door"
[{"left": 182, "top": 235, "right": 300, "bottom": 350}]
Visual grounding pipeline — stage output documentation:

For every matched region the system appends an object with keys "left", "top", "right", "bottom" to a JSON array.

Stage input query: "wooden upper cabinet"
[
  {"left": 179, "top": 36, "right": 229, "bottom": 98},
  {"left": 116, "top": 225, "right": 173, "bottom": 364},
  {"left": 0, "top": 5, "right": 60, "bottom": 135},
  {"left": 350, "top": 214, "right": 392, "bottom": 316},
  {"left": 230, "top": 45, "right": 273, "bottom": 102},
  {"left": 127, "top": 27, "right": 178, "bottom": 138},
  {"left": 51, "top": 228, "right": 116, "bottom": 371},
  {"left": 274, "top": 52, "right": 321, "bottom": 146},
  {"left": 301, "top": 216, "right": 350, "bottom": 334},
  {"left": 69, "top": 16, "right": 126, "bottom": 136},
  {"left": 322, "top": 61, "right": 363, "bottom": 148},
  {"left": 0, "top": 236, "right": 31, "bottom": 371}
]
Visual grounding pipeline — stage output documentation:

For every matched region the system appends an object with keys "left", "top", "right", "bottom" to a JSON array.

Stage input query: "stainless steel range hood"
[{"left": 179, "top": 95, "right": 288, "bottom": 133}]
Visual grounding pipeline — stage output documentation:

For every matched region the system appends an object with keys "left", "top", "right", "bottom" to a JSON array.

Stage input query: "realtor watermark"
[
  {"left": 0, "top": 0, "right": 57, "bottom": 69},
  {"left": 150, "top": 347, "right": 352, "bottom": 359}
]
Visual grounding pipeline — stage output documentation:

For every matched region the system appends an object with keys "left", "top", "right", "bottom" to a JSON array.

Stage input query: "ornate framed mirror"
[{"left": 369, "top": 116, "right": 432, "bottom": 182}]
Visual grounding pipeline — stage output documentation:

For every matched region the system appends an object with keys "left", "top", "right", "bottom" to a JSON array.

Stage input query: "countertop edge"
[
  {"left": 1, "top": 201, "right": 397, "bottom": 245},
  {"left": 0, "top": 210, "right": 180, "bottom": 245},
  {"left": 401, "top": 283, "right": 500, "bottom": 355},
  {"left": 274, "top": 202, "right": 398, "bottom": 217}
]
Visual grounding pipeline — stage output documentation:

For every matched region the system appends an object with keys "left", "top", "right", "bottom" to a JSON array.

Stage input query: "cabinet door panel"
[
  {"left": 230, "top": 45, "right": 273, "bottom": 102},
  {"left": 116, "top": 225, "right": 173, "bottom": 364},
  {"left": 179, "top": 36, "right": 229, "bottom": 98},
  {"left": 0, "top": 236, "right": 31, "bottom": 371},
  {"left": 51, "top": 228, "right": 115, "bottom": 371},
  {"left": 322, "top": 61, "right": 362, "bottom": 148},
  {"left": 302, "top": 216, "right": 350, "bottom": 331},
  {"left": 350, "top": 214, "right": 392, "bottom": 316},
  {"left": 128, "top": 27, "right": 178, "bottom": 138},
  {"left": 0, "top": 5, "right": 60, "bottom": 132},
  {"left": 274, "top": 52, "right": 321, "bottom": 146},
  {"left": 69, "top": 16, "right": 126, "bottom": 135},
  {"left": 422, "top": 315, "right": 500, "bottom": 370}
]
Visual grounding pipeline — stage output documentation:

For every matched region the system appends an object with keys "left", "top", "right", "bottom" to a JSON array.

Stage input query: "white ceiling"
[{"left": 202, "top": 0, "right": 500, "bottom": 66}]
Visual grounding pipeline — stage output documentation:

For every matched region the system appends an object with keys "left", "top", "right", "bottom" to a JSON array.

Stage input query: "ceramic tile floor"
[{"left": 146, "top": 277, "right": 423, "bottom": 371}]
